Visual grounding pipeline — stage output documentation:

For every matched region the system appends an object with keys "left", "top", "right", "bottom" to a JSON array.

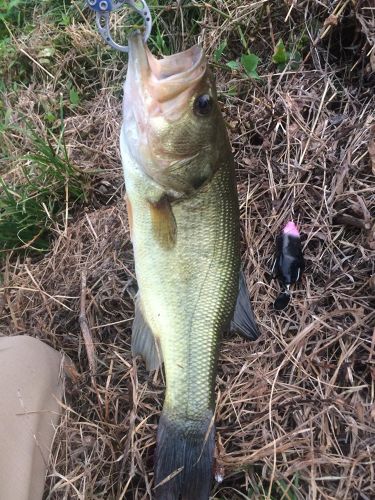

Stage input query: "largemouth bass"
[{"left": 120, "top": 32, "right": 259, "bottom": 499}]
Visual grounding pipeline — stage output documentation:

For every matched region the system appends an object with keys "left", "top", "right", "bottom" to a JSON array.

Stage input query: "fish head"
[{"left": 123, "top": 32, "right": 229, "bottom": 194}]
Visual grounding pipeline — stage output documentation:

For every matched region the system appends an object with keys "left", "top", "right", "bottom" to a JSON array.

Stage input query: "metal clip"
[{"left": 86, "top": 0, "right": 152, "bottom": 52}]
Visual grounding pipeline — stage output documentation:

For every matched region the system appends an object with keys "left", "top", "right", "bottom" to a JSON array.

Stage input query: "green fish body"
[{"left": 121, "top": 32, "right": 259, "bottom": 499}]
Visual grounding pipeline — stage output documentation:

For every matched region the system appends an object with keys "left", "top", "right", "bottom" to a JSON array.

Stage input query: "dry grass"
[{"left": 0, "top": 1, "right": 374, "bottom": 499}]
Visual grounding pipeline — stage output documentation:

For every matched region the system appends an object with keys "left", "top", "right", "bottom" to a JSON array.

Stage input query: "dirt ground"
[{"left": 0, "top": 1, "right": 374, "bottom": 499}]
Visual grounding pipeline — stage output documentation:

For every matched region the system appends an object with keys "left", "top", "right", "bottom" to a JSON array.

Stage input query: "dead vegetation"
[{"left": 0, "top": 1, "right": 374, "bottom": 499}]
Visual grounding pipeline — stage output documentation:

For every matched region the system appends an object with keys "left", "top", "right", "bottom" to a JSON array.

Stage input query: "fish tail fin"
[{"left": 154, "top": 411, "right": 215, "bottom": 500}]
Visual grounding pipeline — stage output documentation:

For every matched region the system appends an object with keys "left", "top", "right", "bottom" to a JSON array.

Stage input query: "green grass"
[
  {"left": 0, "top": 0, "right": 91, "bottom": 256},
  {"left": 0, "top": 124, "right": 88, "bottom": 253}
]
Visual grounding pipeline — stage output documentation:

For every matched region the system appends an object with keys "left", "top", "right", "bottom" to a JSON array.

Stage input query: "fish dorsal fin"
[
  {"left": 149, "top": 196, "right": 177, "bottom": 250},
  {"left": 132, "top": 295, "right": 163, "bottom": 371},
  {"left": 231, "top": 270, "right": 260, "bottom": 341}
]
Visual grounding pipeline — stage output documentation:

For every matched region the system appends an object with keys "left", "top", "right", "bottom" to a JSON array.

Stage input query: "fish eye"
[{"left": 193, "top": 94, "right": 213, "bottom": 116}]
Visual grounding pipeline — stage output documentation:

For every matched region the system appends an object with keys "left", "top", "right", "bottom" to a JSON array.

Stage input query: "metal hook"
[{"left": 86, "top": 0, "right": 152, "bottom": 52}]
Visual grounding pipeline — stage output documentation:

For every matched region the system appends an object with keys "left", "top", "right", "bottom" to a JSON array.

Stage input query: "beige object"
[{"left": 0, "top": 335, "right": 64, "bottom": 500}]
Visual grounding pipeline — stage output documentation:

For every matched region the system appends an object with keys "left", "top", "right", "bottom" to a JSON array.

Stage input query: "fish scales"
[
  {"left": 123, "top": 150, "right": 240, "bottom": 421},
  {"left": 120, "top": 31, "right": 259, "bottom": 500}
]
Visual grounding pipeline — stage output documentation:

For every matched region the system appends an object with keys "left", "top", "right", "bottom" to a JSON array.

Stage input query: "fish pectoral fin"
[
  {"left": 125, "top": 194, "right": 134, "bottom": 241},
  {"left": 131, "top": 296, "right": 163, "bottom": 371},
  {"left": 149, "top": 196, "right": 177, "bottom": 250},
  {"left": 230, "top": 270, "right": 260, "bottom": 341}
]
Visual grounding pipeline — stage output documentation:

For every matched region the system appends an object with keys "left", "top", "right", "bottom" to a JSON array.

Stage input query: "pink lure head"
[{"left": 283, "top": 220, "right": 300, "bottom": 238}]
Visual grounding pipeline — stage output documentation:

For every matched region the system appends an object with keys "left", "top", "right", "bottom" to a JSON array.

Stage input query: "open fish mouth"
[{"left": 126, "top": 31, "right": 207, "bottom": 113}]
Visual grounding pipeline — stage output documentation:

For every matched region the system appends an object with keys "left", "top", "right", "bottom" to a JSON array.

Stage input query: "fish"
[
  {"left": 120, "top": 32, "right": 260, "bottom": 499},
  {"left": 272, "top": 220, "right": 305, "bottom": 310}
]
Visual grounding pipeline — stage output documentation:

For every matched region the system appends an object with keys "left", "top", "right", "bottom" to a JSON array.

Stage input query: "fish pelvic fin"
[
  {"left": 149, "top": 196, "right": 177, "bottom": 250},
  {"left": 154, "top": 411, "right": 215, "bottom": 500},
  {"left": 230, "top": 269, "right": 260, "bottom": 341},
  {"left": 131, "top": 295, "right": 163, "bottom": 371}
]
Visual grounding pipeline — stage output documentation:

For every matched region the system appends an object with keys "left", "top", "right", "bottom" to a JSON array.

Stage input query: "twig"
[
  {"left": 79, "top": 270, "right": 100, "bottom": 405},
  {"left": 4, "top": 21, "right": 55, "bottom": 79},
  {"left": 333, "top": 214, "right": 372, "bottom": 230}
]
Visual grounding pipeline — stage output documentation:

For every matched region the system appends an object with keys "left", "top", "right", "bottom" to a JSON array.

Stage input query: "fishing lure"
[{"left": 272, "top": 221, "right": 305, "bottom": 310}]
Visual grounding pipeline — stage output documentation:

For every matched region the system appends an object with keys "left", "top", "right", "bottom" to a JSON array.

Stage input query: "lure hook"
[{"left": 86, "top": 0, "right": 152, "bottom": 52}]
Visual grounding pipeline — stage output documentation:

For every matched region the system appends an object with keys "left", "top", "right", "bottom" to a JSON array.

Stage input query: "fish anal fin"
[
  {"left": 149, "top": 196, "right": 177, "bottom": 250},
  {"left": 132, "top": 296, "right": 163, "bottom": 371},
  {"left": 231, "top": 270, "right": 260, "bottom": 341}
]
